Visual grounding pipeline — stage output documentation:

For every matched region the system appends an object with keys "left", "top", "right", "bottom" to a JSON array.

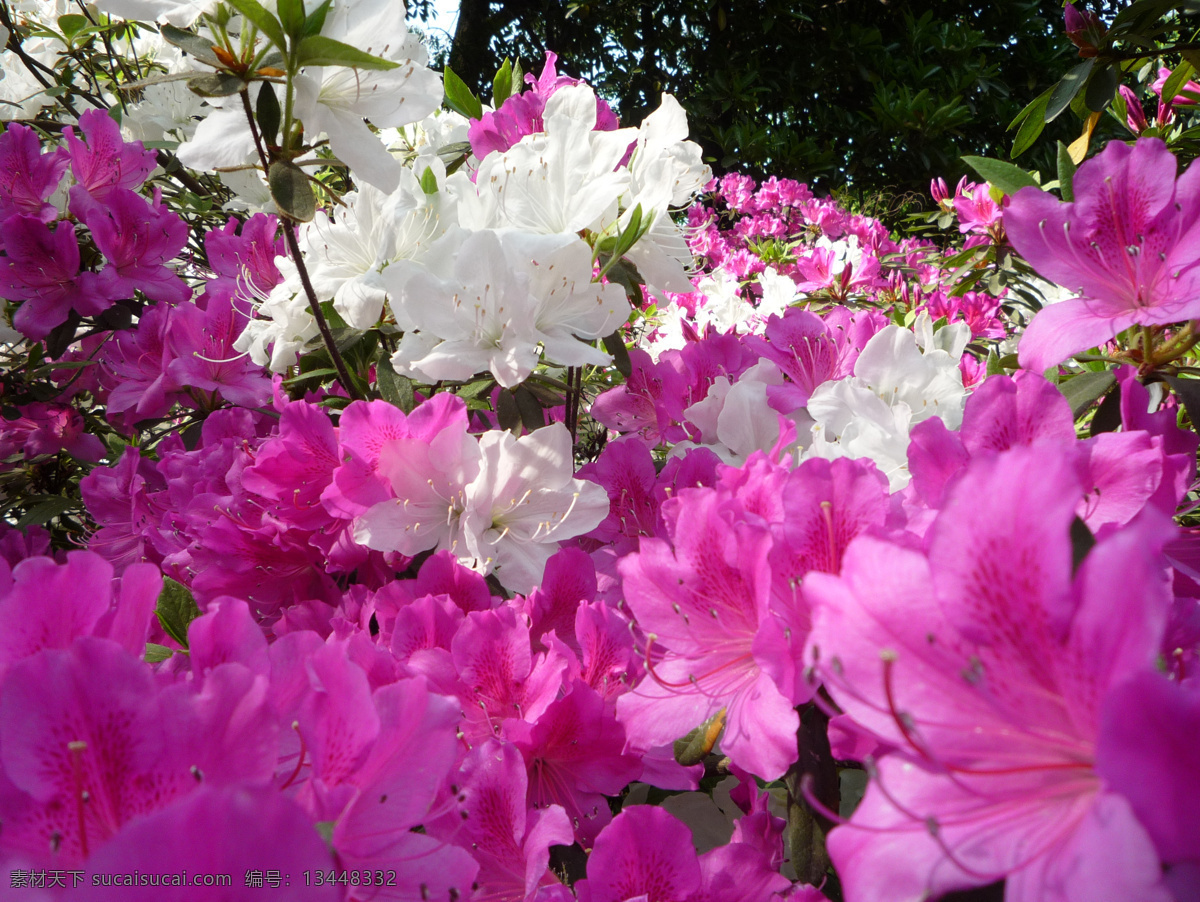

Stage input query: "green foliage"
[{"left": 443, "top": 0, "right": 1079, "bottom": 195}]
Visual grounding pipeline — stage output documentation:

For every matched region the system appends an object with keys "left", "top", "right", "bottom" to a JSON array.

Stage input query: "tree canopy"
[{"left": 430, "top": 0, "right": 1093, "bottom": 196}]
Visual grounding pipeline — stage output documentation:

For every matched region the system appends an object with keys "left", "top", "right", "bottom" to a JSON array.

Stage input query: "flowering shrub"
[{"left": 0, "top": 2, "right": 1198, "bottom": 901}]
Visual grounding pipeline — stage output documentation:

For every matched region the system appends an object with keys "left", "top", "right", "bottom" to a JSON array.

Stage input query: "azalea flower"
[{"left": 1005, "top": 138, "right": 1200, "bottom": 372}]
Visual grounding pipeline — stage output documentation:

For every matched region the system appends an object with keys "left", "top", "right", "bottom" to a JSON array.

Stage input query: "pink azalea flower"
[
  {"left": 468, "top": 51, "right": 619, "bottom": 159},
  {"left": 804, "top": 446, "right": 1176, "bottom": 901},
  {"left": 0, "top": 123, "right": 67, "bottom": 226},
  {"left": 0, "top": 215, "right": 113, "bottom": 340},
  {"left": 616, "top": 477, "right": 800, "bottom": 780},
  {"left": 69, "top": 789, "right": 338, "bottom": 900},
  {"left": 437, "top": 740, "right": 571, "bottom": 902},
  {"left": 506, "top": 680, "right": 642, "bottom": 846},
  {"left": 62, "top": 108, "right": 156, "bottom": 201},
  {"left": 70, "top": 186, "right": 191, "bottom": 305},
  {"left": 1004, "top": 138, "right": 1200, "bottom": 372}
]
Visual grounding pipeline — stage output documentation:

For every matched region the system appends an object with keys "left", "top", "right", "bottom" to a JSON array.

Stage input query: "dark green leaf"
[
  {"left": 376, "top": 356, "right": 416, "bottom": 413},
  {"left": 303, "top": 0, "right": 332, "bottom": 36},
  {"left": 1162, "top": 61, "right": 1196, "bottom": 108},
  {"left": 443, "top": 65, "right": 483, "bottom": 120},
  {"left": 268, "top": 160, "right": 316, "bottom": 222},
  {"left": 602, "top": 331, "right": 633, "bottom": 378},
  {"left": 1089, "top": 382, "right": 1123, "bottom": 436},
  {"left": 295, "top": 35, "right": 399, "bottom": 69},
  {"left": 159, "top": 24, "right": 223, "bottom": 67},
  {"left": 1070, "top": 516, "right": 1096, "bottom": 574},
  {"left": 187, "top": 73, "right": 247, "bottom": 97},
  {"left": 513, "top": 386, "right": 544, "bottom": 431},
  {"left": 961, "top": 156, "right": 1040, "bottom": 196},
  {"left": 223, "top": 0, "right": 287, "bottom": 52},
  {"left": 1056, "top": 141, "right": 1077, "bottom": 202},
  {"left": 1011, "top": 90, "right": 1051, "bottom": 158},
  {"left": 1084, "top": 64, "right": 1119, "bottom": 113},
  {"left": 496, "top": 388, "right": 521, "bottom": 434},
  {"left": 144, "top": 643, "right": 174, "bottom": 663},
  {"left": 44, "top": 311, "right": 81, "bottom": 359},
  {"left": 1058, "top": 370, "right": 1115, "bottom": 418},
  {"left": 256, "top": 82, "right": 281, "bottom": 145},
  {"left": 15, "top": 496, "right": 75, "bottom": 528},
  {"left": 96, "top": 302, "right": 134, "bottom": 331},
  {"left": 492, "top": 57, "right": 514, "bottom": 106},
  {"left": 1046, "top": 59, "right": 1095, "bottom": 123},
  {"left": 277, "top": 0, "right": 305, "bottom": 40},
  {"left": 155, "top": 577, "right": 202, "bottom": 649},
  {"left": 986, "top": 350, "right": 1004, "bottom": 377}
]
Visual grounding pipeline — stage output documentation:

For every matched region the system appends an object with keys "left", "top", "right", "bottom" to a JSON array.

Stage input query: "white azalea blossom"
[
  {"left": 460, "top": 424, "right": 609, "bottom": 593},
  {"left": 352, "top": 417, "right": 482, "bottom": 557},
  {"left": 803, "top": 319, "right": 969, "bottom": 490},
  {"left": 464, "top": 85, "right": 636, "bottom": 234},
  {"left": 293, "top": 0, "right": 442, "bottom": 193},
  {"left": 386, "top": 229, "right": 625, "bottom": 387},
  {"left": 232, "top": 256, "right": 318, "bottom": 372}
]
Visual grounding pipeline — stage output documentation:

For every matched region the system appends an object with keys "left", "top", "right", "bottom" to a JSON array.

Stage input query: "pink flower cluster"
[{"left": 1, "top": 82, "right": 1199, "bottom": 902}]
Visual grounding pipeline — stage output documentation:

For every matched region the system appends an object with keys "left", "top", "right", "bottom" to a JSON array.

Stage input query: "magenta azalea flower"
[
  {"left": 1005, "top": 138, "right": 1200, "bottom": 372},
  {"left": 805, "top": 446, "right": 1176, "bottom": 901}
]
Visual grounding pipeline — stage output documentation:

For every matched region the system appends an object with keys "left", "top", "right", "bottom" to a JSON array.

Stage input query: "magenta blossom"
[
  {"left": 0, "top": 123, "right": 67, "bottom": 226},
  {"left": 62, "top": 108, "right": 156, "bottom": 200},
  {"left": 1005, "top": 138, "right": 1200, "bottom": 372},
  {"left": 805, "top": 446, "right": 1176, "bottom": 902},
  {"left": 468, "top": 51, "right": 619, "bottom": 158}
]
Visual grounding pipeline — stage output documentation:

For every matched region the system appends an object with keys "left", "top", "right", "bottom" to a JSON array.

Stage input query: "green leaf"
[
  {"left": 443, "top": 65, "right": 483, "bottom": 120},
  {"left": 144, "top": 643, "right": 174, "bottom": 663},
  {"left": 256, "top": 82, "right": 281, "bottom": 145},
  {"left": 419, "top": 166, "right": 438, "bottom": 195},
  {"left": 277, "top": 0, "right": 305, "bottom": 40},
  {"left": 295, "top": 35, "right": 399, "bottom": 69},
  {"left": 155, "top": 577, "right": 202, "bottom": 649},
  {"left": 1162, "top": 61, "right": 1196, "bottom": 107},
  {"left": 187, "top": 73, "right": 246, "bottom": 97},
  {"left": 492, "top": 57, "right": 514, "bottom": 106},
  {"left": 15, "top": 496, "right": 75, "bottom": 528},
  {"left": 513, "top": 385, "right": 545, "bottom": 431},
  {"left": 603, "top": 257, "right": 646, "bottom": 307},
  {"left": 159, "top": 23, "right": 223, "bottom": 67},
  {"left": 1058, "top": 370, "right": 1116, "bottom": 418},
  {"left": 602, "top": 331, "right": 633, "bottom": 378},
  {"left": 961, "top": 156, "right": 1040, "bottom": 196},
  {"left": 985, "top": 350, "right": 1005, "bottom": 377},
  {"left": 1046, "top": 59, "right": 1095, "bottom": 123},
  {"left": 1056, "top": 141, "right": 1077, "bottom": 203},
  {"left": 1084, "top": 64, "right": 1119, "bottom": 113},
  {"left": 1010, "top": 89, "right": 1052, "bottom": 159},
  {"left": 223, "top": 0, "right": 287, "bottom": 52},
  {"left": 496, "top": 388, "right": 521, "bottom": 434},
  {"left": 1089, "top": 382, "right": 1124, "bottom": 436},
  {"left": 57, "top": 14, "right": 88, "bottom": 39},
  {"left": 376, "top": 357, "right": 416, "bottom": 413},
  {"left": 303, "top": 0, "right": 332, "bottom": 36},
  {"left": 268, "top": 160, "right": 316, "bottom": 222}
]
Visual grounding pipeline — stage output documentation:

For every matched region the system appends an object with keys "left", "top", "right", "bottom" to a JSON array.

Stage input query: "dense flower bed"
[{"left": 0, "top": 2, "right": 1198, "bottom": 901}]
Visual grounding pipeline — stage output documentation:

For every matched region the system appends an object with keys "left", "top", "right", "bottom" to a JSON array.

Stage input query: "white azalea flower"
[
  {"left": 464, "top": 85, "right": 636, "bottom": 235},
  {"left": 460, "top": 424, "right": 609, "bottom": 593},
  {"left": 352, "top": 417, "right": 482, "bottom": 557},
  {"left": 293, "top": 0, "right": 442, "bottom": 193},
  {"left": 233, "top": 255, "right": 318, "bottom": 372},
  {"left": 386, "top": 229, "right": 625, "bottom": 387},
  {"left": 803, "top": 323, "right": 968, "bottom": 490}
]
